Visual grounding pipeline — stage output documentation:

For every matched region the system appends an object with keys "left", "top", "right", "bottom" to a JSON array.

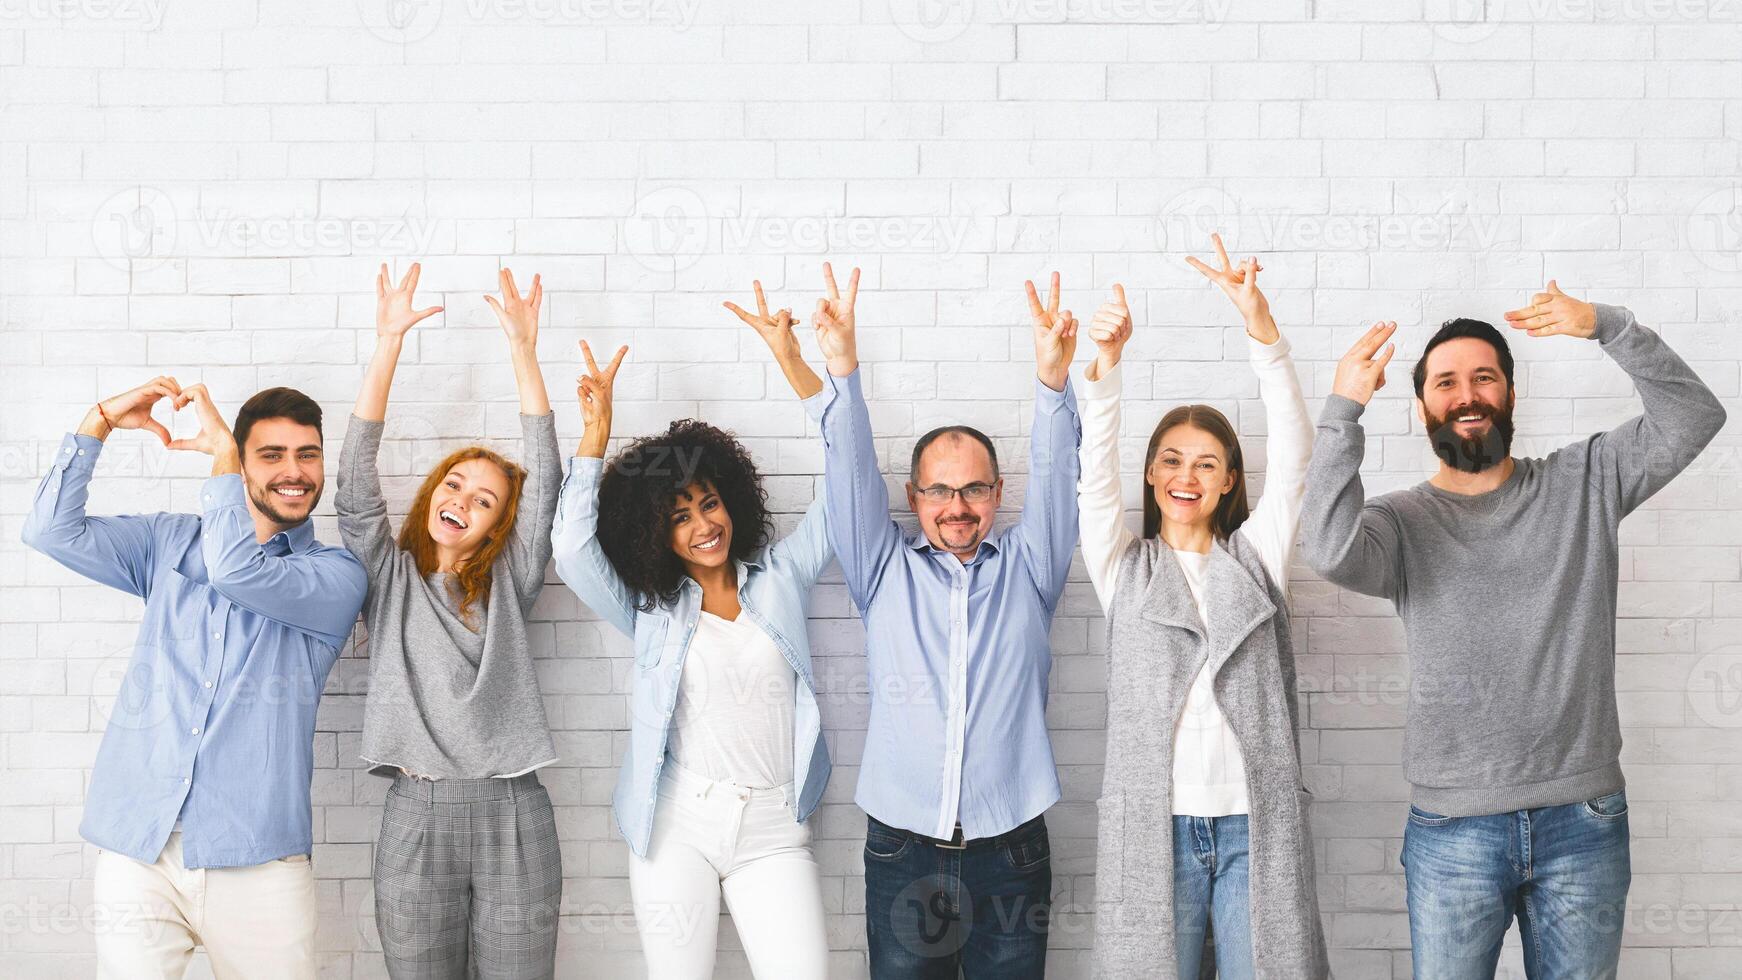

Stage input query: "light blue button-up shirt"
[
  {"left": 817, "top": 369, "right": 1081, "bottom": 841},
  {"left": 550, "top": 398, "right": 835, "bottom": 858},
  {"left": 21, "top": 432, "right": 367, "bottom": 869}
]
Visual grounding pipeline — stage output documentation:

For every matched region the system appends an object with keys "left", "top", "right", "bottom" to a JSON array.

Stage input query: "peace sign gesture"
[
  {"left": 812, "top": 261, "right": 860, "bottom": 376},
  {"left": 1186, "top": 233, "right": 1278, "bottom": 344},
  {"left": 724, "top": 280, "right": 799, "bottom": 362},
  {"left": 1503, "top": 280, "right": 1597, "bottom": 339},
  {"left": 376, "top": 262, "right": 444, "bottom": 341},
  {"left": 1331, "top": 321, "right": 1399, "bottom": 407},
  {"left": 1026, "top": 271, "right": 1078, "bottom": 391},
  {"left": 576, "top": 340, "right": 628, "bottom": 458}
]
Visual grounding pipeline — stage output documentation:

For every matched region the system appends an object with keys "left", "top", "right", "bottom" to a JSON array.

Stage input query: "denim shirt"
[{"left": 550, "top": 452, "right": 835, "bottom": 858}]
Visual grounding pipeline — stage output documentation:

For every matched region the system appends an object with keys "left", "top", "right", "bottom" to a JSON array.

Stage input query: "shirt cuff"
[
  {"left": 1321, "top": 394, "right": 1367, "bottom": 424},
  {"left": 1593, "top": 303, "right": 1633, "bottom": 345},
  {"left": 1248, "top": 332, "right": 1292, "bottom": 362},
  {"left": 57, "top": 433, "right": 104, "bottom": 473},
  {"left": 1080, "top": 362, "right": 1121, "bottom": 402},
  {"left": 565, "top": 455, "right": 604, "bottom": 482},
  {"left": 1034, "top": 375, "right": 1075, "bottom": 413},
  {"left": 800, "top": 381, "right": 835, "bottom": 423},
  {"left": 201, "top": 472, "right": 247, "bottom": 513}
]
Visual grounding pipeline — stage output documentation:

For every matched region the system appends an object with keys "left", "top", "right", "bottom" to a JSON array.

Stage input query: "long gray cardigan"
[{"left": 1092, "top": 532, "right": 1329, "bottom": 979}]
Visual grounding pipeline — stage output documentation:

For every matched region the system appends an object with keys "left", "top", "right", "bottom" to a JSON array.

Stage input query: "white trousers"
[
  {"left": 92, "top": 831, "right": 317, "bottom": 980},
  {"left": 627, "top": 760, "right": 830, "bottom": 979}
]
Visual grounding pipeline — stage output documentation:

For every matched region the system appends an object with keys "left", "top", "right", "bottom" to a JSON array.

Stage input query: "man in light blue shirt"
[
  {"left": 809, "top": 265, "right": 1081, "bottom": 979},
  {"left": 22, "top": 377, "right": 366, "bottom": 980}
]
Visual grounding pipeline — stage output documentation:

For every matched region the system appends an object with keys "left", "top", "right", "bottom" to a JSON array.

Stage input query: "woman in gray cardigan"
[
  {"left": 335, "top": 264, "right": 564, "bottom": 980},
  {"left": 1077, "top": 237, "right": 1327, "bottom": 979}
]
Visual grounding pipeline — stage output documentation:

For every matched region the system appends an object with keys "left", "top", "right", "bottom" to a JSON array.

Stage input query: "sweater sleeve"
[
  {"left": 334, "top": 414, "right": 399, "bottom": 586},
  {"left": 1075, "top": 362, "right": 1138, "bottom": 615},
  {"left": 1236, "top": 334, "right": 1314, "bottom": 592},
  {"left": 506, "top": 412, "right": 562, "bottom": 605},
  {"left": 1580, "top": 304, "right": 1728, "bottom": 515},
  {"left": 1298, "top": 395, "right": 1406, "bottom": 600}
]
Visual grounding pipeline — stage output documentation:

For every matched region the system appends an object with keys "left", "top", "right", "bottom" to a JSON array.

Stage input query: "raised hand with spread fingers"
[
  {"left": 485, "top": 268, "right": 552, "bottom": 415},
  {"left": 356, "top": 261, "right": 444, "bottom": 422}
]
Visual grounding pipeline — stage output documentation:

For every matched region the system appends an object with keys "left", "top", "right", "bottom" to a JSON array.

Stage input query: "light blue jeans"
[
  {"left": 1172, "top": 813, "right": 1254, "bottom": 980},
  {"left": 1402, "top": 790, "right": 1632, "bottom": 980}
]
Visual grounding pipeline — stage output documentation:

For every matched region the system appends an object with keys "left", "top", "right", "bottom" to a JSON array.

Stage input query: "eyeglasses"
[{"left": 914, "top": 482, "right": 997, "bottom": 504}]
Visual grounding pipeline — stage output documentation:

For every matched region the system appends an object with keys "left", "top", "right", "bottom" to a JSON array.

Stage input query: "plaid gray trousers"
[{"left": 374, "top": 771, "right": 564, "bottom": 979}]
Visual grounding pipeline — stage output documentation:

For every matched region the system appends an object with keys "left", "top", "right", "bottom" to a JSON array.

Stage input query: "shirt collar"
[
  {"left": 268, "top": 519, "right": 317, "bottom": 556},
  {"left": 904, "top": 527, "right": 1003, "bottom": 563}
]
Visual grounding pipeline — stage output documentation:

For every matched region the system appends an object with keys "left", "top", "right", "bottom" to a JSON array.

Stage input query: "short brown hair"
[{"left": 233, "top": 387, "right": 323, "bottom": 453}]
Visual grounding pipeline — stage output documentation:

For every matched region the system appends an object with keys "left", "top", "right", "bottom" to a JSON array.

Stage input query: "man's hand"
[
  {"left": 1186, "top": 232, "right": 1279, "bottom": 345},
  {"left": 166, "top": 384, "right": 240, "bottom": 473},
  {"left": 376, "top": 262, "right": 444, "bottom": 342},
  {"left": 1027, "top": 271, "right": 1078, "bottom": 392},
  {"left": 1503, "top": 280, "right": 1596, "bottom": 339},
  {"left": 1086, "top": 283, "right": 1132, "bottom": 382},
  {"left": 1331, "top": 321, "right": 1399, "bottom": 406},
  {"left": 812, "top": 262, "right": 860, "bottom": 377},
  {"left": 83, "top": 376, "right": 183, "bottom": 443}
]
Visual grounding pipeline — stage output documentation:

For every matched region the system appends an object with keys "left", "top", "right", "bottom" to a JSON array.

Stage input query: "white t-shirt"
[
  {"left": 1169, "top": 548, "right": 1251, "bottom": 817},
  {"left": 666, "top": 611, "right": 797, "bottom": 789}
]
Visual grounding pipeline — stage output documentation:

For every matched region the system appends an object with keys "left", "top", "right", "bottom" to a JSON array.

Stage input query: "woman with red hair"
[{"left": 335, "top": 263, "right": 564, "bottom": 980}]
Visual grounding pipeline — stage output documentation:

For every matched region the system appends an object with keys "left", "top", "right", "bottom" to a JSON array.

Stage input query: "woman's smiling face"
[
  {"left": 667, "top": 480, "right": 734, "bottom": 573},
  {"left": 424, "top": 457, "right": 512, "bottom": 559}
]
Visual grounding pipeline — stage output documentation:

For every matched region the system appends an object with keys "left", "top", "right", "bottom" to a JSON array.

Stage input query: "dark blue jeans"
[
  {"left": 1403, "top": 790, "right": 1632, "bottom": 980},
  {"left": 862, "top": 814, "right": 1051, "bottom": 980}
]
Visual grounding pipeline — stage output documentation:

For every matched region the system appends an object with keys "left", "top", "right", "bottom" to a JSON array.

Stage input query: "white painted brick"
[{"left": 4, "top": 7, "right": 1740, "bottom": 977}]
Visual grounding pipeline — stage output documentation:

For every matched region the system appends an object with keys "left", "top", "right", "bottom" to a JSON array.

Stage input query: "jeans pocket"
[
  {"left": 1583, "top": 790, "right": 1628, "bottom": 820},
  {"left": 1407, "top": 804, "right": 1456, "bottom": 827},
  {"left": 863, "top": 821, "right": 910, "bottom": 862},
  {"left": 1002, "top": 822, "right": 1050, "bottom": 873}
]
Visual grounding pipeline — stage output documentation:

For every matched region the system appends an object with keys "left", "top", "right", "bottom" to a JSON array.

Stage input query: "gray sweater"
[
  {"left": 335, "top": 413, "right": 562, "bottom": 780},
  {"left": 1301, "top": 305, "right": 1727, "bottom": 817}
]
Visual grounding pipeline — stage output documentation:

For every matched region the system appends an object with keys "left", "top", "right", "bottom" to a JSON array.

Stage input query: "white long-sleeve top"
[{"left": 1077, "top": 334, "right": 1314, "bottom": 816}]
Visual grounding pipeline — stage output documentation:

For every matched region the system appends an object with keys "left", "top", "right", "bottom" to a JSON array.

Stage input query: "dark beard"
[
  {"left": 1425, "top": 401, "right": 1514, "bottom": 474},
  {"left": 249, "top": 482, "right": 322, "bottom": 526}
]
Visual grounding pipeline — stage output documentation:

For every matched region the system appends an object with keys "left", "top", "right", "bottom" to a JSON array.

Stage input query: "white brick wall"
[{"left": 2, "top": 1, "right": 1740, "bottom": 977}]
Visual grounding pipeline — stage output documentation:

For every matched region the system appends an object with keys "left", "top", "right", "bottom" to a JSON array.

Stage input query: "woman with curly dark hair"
[{"left": 550, "top": 282, "right": 834, "bottom": 979}]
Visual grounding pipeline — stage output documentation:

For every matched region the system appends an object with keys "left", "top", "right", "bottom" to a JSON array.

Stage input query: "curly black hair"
[{"left": 596, "top": 419, "right": 773, "bottom": 611}]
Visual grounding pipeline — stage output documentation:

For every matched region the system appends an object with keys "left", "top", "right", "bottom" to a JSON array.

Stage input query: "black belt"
[{"left": 872, "top": 814, "right": 1045, "bottom": 852}]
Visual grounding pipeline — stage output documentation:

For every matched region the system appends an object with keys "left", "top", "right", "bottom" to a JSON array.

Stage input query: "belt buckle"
[{"left": 936, "top": 824, "right": 967, "bottom": 850}]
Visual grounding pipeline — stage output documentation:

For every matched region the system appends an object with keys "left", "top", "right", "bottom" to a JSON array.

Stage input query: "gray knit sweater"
[
  {"left": 336, "top": 412, "right": 562, "bottom": 780},
  {"left": 1301, "top": 306, "right": 1726, "bottom": 817}
]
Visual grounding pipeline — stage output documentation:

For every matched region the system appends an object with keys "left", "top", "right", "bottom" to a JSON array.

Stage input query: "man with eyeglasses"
[{"left": 807, "top": 263, "right": 1081, "bottom": 979}]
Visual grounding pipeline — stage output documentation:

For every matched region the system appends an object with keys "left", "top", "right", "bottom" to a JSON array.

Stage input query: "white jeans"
[
  {"left": 92, "top": 831, "right": 317, "bottom": 980},
  {"left": 627, "top": 759, "right": 830, "bottom": 979}
]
